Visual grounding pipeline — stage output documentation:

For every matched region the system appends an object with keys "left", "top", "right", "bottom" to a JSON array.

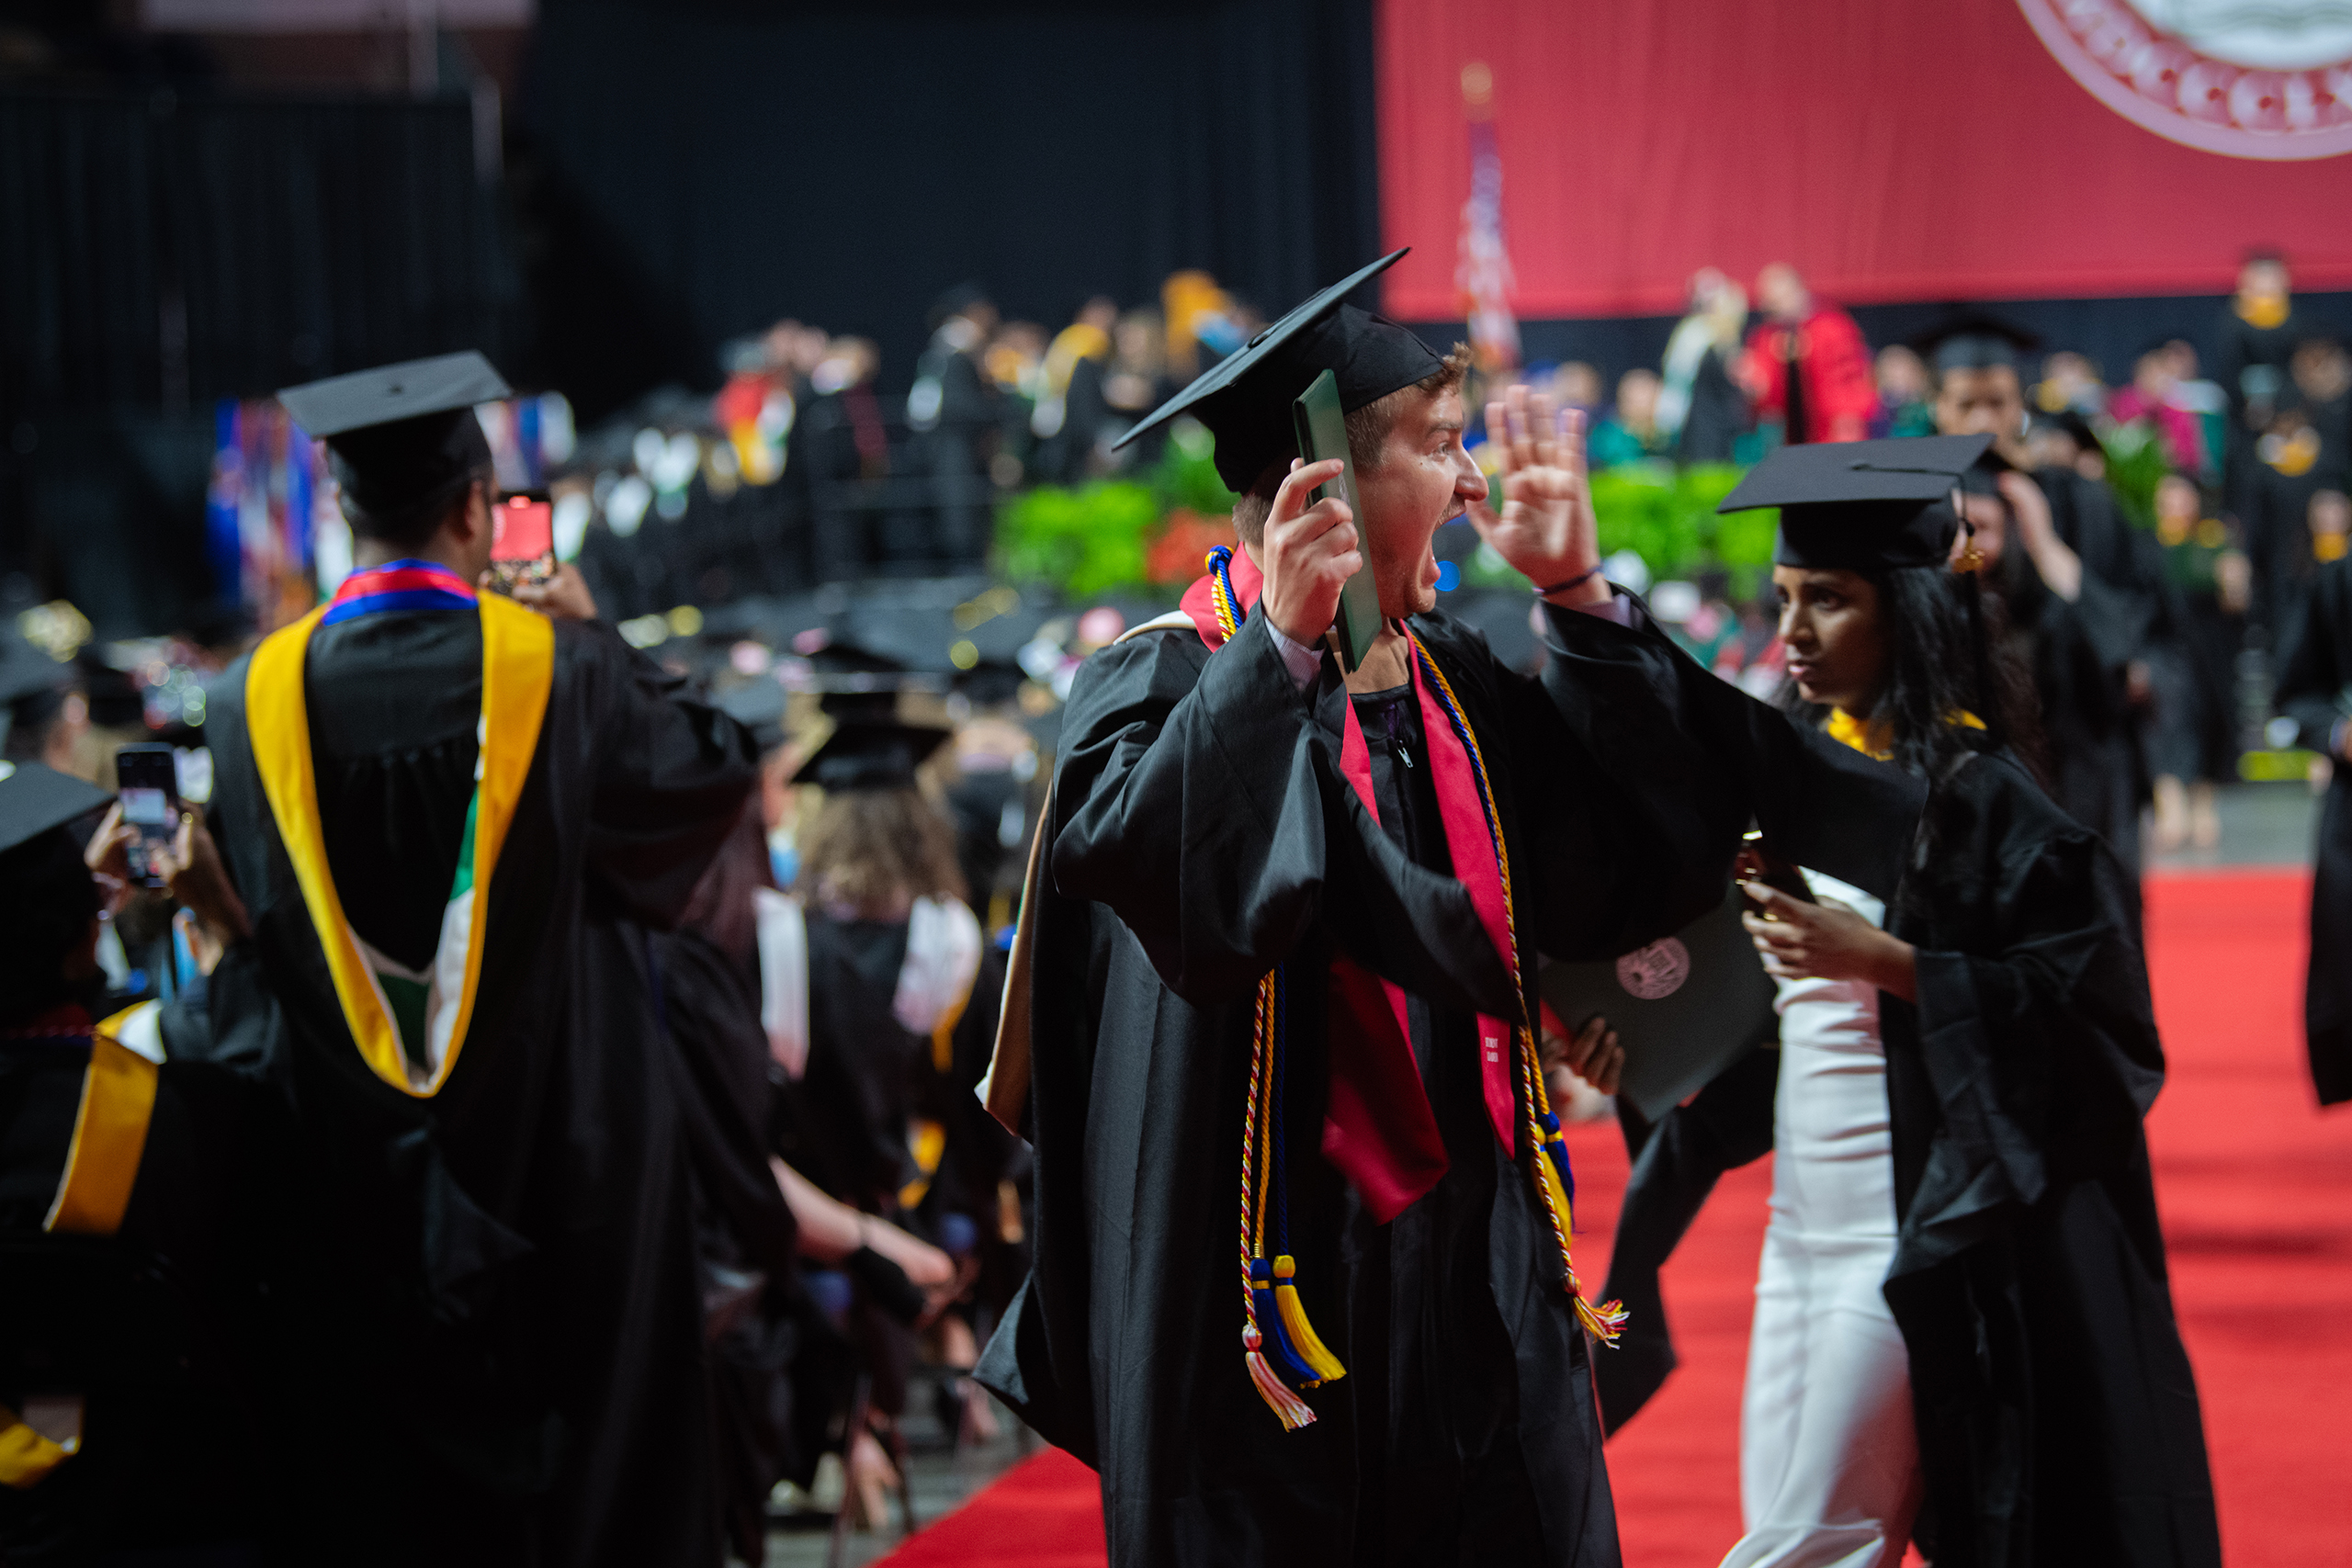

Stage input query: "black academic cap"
[
  {"left": 0, "top": 759, "right": 111, "bottom": 857},
  {"left": 2032, "top": 408, "right": 2104, "bottom": 459},
  {"left": 799, "top": 639, "right": 944, "bottom": 721},
  {"left": 713, "top": 677, "right": 788, "bottom": 755},
  {"left": 953, "top": 658, "right": 1027, "bottom": 710},
  {"left": 929, "top": 283, "right": 993, "bottom": 331},
  {"left": 1719, "top": 434, "right": 1994, "bottom": 570},
  {"left": 0, "top": 632, "right": 74, "bottom": 712},
  {"left": 1911, "top": 312, "right": 2042, "bottom": 378},
  {"left": 1114, "top": 249, "right": 1444, "bottom": 491},
  {"left": 790, "top": 719, "right": 951, "bottom": 793},
  {"left": 277, "top": 352, "right": 511, "bottom": 533}
]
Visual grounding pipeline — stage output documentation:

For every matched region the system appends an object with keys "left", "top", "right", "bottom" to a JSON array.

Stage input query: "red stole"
[{"left": 1181, "top": 550, "right": 1523, "bottom": 1223}]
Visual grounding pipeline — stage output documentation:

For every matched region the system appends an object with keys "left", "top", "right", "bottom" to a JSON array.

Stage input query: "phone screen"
[
  {"left": 116, "top": 744, "right": 179, "bottom": 888},
  {"left": 492, "top": 496, "right": 554, "bottom": 562},
  {"left": 489, "top": 494, "right": 555, "bottom": 594}
]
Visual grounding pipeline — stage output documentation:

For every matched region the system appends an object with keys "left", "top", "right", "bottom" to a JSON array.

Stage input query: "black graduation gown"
[
  {"left": 2030, "top": 468, "right": 2164, "bottom": 866},
  {"left": 978, "top": 603, "right": 1764, "bottom": 1568},
  {"left": 780, "top": 913, "right": 924, "bottom": 1213},
  {"left": 1997, "top": 544, "right": 2154, "bottom": 885},
  {"left": 651, "top": 927, "right": 854, "bottom": 1555},
  {"left": 203, "top": 608, "right": 756, "bottom": 1568},
  {"left": 0, "top": 995, "right": 283, "bottom": 1565},
  {"left": 1546, "top": 607, "right": 2220, "bottom": 1568},
  {"left": 2273, "top": 558, "right": 2352, "bottom": 1104}
]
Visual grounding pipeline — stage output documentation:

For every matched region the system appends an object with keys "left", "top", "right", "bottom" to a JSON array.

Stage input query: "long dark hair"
[{"left": 1781, "top": 565, "right": 2043, "bottom": 782}]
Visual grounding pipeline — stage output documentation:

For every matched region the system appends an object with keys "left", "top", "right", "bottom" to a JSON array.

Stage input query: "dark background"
[
  {"left": 519, "top": 0, "right": 1380, "bottom": 422},
  {"left": 3, "top": 0, "right": 2346, "bottom": 637}
]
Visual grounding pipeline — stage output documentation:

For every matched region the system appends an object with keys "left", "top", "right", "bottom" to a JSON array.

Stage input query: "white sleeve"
[
  {"left": 752, "top": 887, "right": 809, "bottom": 1080},
  {"left": 1263, "top": 618, "right": 1326, "bottom": 691},
  {"left": 1570, "top": 590, "right": 1641, "bottom": 626}
]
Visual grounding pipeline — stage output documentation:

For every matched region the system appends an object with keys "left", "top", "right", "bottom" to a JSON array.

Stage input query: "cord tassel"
[
  {"left": 1243, "top": 1325, "right": 1317, "bottom": 1430},
  {"left": 1272, "top": 1256, "right": 1348, "bottom": 1384},
  {"left": 1251, "top": 1260, "right": 1323, "bottom": 1385}
]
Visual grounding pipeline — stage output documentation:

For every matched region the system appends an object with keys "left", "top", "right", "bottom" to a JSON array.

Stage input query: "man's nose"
[{"left": 1455, "top": 449, "right": 1488, "bottom": 502}]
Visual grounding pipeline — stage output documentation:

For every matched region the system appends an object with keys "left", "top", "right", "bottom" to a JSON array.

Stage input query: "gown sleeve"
[
  {"left": 1892, "top": 756, "right": 2165, "bottom": 1276},
  {"left": 572, "top": 625, "right": 760, "bottom": 929},
  {"left": 1059, "top": 610, "right": 1585, "bottom": 1018},
  {"left": 1533, "top": 597, "right": 1928, "bottom": 910}
]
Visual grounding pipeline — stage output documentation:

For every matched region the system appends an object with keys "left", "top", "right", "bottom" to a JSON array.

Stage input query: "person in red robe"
[{"left": 1741, "top": 264, "right": 1877, "bottom": 445}]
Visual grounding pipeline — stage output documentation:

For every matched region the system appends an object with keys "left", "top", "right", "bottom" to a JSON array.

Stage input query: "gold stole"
[{"left": 244, "top": 592, "right": 553, "bottom": 1097}]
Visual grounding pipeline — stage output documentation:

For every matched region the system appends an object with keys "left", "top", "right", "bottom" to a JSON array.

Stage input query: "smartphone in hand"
[
  {"left": 487, "top": 492, "right": 555, "bottom": 594},
  {"left": 114, "top": 743, "right": 180, "bottom": 889},
  {"left": 1293, "top": 369, "right": 1383, "bottom": 672}
]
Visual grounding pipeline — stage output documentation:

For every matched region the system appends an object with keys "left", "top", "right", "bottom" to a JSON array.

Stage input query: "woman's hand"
[
  {"left": 1466, "top": 384, "right": 1605, "bottom": 605},
  {"left": 1741, "top": 883, "right": 1917, "bottom": 1002},
  {"left": 1543, "top": 1011, "right": 1623, "bottom": 1097},
  {"left": 1257, "top": 456, "right": 1359, "bottom": 648}
]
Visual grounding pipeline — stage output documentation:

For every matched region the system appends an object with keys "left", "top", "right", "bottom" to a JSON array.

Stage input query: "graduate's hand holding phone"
[
  {"left": 1467, "top": 384, "right": 1608, "bottom": 608},
  {"left": 84, "top": 802, "right": 252, "bottom": 949},
  {"left": 505, "top": 562, "right": 600, "bottom": 623},
  {"left": 1259, "top": 456, "right": 1359, "bottom": 648}
]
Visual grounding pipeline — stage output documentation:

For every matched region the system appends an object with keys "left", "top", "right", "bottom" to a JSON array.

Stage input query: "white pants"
[{"left": 1720, "top": 870, "right": 1921, "bottom": 1568}]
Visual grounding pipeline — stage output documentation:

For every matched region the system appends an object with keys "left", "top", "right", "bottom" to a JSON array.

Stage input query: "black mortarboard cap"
[
  {"left": 2031, "top": 408, "right": 2105, "bottom": 460},
  {"left": 277, "top": 352, "right": 512, "bottom": 534},
  {"left": 790, "top": 719, "right": 951, "bottom": 793},
  {"left": 713, "top": 677, "right": 788, "bottom": 755},
  {"left": 1, "top": 632, "right": 74, "bottom": 714},
  {"left": 929, "top": 282, "right": 993, "bottom": 331},
  {"left": 800, "top": 639, "right": 944, "bottom": 721},
  {"left": 954, "top": 658, "right": 1027, "bottom": 710},
  {"left": 1114, "top": 249, "right": 1444, "bottom": 491},
  {"left": 1719, "top": 434, "right": 1994, "bottom": 570},
  {"left": 0, "top": 759, "right": 111, "bottom": 856},
  {"left": 1911, "top": 312, "right": 2042, "bottom": 378}
]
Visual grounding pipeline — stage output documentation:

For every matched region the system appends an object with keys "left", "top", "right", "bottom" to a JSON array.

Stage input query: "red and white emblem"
[{"left": 2018, "top": 0, "right": 2352, "bottom": 158}]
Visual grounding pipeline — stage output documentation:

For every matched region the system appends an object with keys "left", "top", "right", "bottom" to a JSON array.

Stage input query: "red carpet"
[{"left": 877, "top": 870, "right": 2349, "bottom": 1567}]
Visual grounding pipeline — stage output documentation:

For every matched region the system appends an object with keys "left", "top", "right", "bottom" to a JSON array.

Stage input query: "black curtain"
[
  {"left": 0, "top": 88, "right": 518, "bottom": 423},
  {"left": 0, "top": 87, "right": 519, "bottom": 628},
  {"left": 516, "top": 0, "right": 1381, "bottom": 421}
]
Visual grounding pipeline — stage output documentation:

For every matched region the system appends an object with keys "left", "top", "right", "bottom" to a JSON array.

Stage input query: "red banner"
[{"left": 1374, "top": 0, "right": 2352, "bottom": 321}]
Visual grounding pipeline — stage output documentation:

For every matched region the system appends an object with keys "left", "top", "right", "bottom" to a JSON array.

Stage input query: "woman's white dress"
[{"left": 1719, "top": 869, "right": 1922, "bottom": 1568}]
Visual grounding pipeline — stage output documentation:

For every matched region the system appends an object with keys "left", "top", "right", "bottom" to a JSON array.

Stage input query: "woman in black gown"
[{"left": 1557, "top": 435, "right": 2221, "bottom": 1568}]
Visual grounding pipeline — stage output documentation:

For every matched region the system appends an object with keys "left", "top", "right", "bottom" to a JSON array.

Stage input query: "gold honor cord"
[{"left": 247, "top": 594, "right": 554, "bottom": 1097}]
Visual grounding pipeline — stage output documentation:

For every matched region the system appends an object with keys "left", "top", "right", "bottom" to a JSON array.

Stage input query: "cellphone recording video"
[
  {"left": 488, "top": 491, "right": 555, "bottom": 594},
  {"left": 115, "top": 743, "right": 180, "bottom": 889}
]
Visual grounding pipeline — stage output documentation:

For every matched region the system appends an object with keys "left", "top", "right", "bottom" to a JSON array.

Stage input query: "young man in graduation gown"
[
  {"left": 1569, "top": 438, "right": 2218, "bottom": 1566},
  {"left": 1925, "top": 317, "right": 2163, "bottom": 883},
  {"left": 2274, "top": 553, "right": 2352, "bottom": 1104},
  {"left": 201, "top": 354, "right": 759, "bottom": 1567},
  {"left": 977, "top": 252, "right": 1757, "bottom": 1566}
]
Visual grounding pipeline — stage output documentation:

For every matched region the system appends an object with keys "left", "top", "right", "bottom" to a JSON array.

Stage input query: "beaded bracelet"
[{"left": 1532, "top": 563, "right": 1602, "bottom": 596}]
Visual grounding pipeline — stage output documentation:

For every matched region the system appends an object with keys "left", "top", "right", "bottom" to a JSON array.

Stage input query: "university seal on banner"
[
  {"left": 1615, "top": 937, "right": 1691, "bottom": 1001},
  {"left": 2018, "top": 0, "right": 2352, "bottom": 158}
]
